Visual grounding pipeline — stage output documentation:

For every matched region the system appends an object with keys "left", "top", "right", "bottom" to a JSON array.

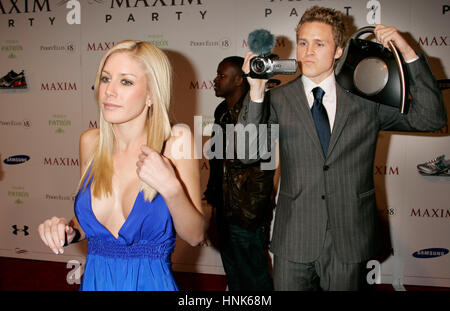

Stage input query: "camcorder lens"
[{"left": 252, "top": 58, "right": 268, "bottom": 74}]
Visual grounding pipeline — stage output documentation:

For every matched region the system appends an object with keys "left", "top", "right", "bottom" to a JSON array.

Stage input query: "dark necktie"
[{"left": 311, "top": 87, "right": 331, "bottom": 156}]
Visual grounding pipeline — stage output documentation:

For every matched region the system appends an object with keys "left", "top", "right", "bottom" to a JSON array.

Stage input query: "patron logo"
[
  {"left": 43, "top": 157, "right": 79, "bottom": 166},
  {"left": 12, "top": 225, "right": 29, "bottom": 236},
  {"left": 412, "top": 248, "right": 449, "bottom": 259},
  {"left": 147, "top": 34, "right": 169, "bottom": 47},
  {"left": 1, "top": 39, "right": 23, "bottom": 59},
  {"left": 48, "top": 114, "right": 71, "bottom": 134},
  {"left": 3, "top": 154, "right": 30, "bottom": 165},
  {"left": 8, "top": 186, "right": 29, "bottom": 204},
  {"left": 410, "top": 208, "right": 450, "bottom": 218},
  {"left": 41, "top": 81, "right": 77, "bottom": 91}
]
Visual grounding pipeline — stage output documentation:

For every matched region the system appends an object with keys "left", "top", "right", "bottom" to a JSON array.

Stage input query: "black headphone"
[{"left": 335, "top": 26, "right": 409, "bottom": 114}]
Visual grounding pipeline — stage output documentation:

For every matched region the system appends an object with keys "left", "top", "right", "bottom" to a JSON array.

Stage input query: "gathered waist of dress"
[{"left": 87, "top": 238, "right": 175, "bottom": 259}]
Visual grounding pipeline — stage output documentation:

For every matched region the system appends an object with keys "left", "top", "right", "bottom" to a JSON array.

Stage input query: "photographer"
[{"left": 239, "top": 6, "right": 446, "bottom": 290}]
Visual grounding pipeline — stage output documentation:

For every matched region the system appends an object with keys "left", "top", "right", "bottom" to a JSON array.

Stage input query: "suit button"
[
  {"left": 323, "top": 165, "right": 329, "bottom": 171},
  {"left": 321, "top": 195, "right": 326, "bottom": 200}
]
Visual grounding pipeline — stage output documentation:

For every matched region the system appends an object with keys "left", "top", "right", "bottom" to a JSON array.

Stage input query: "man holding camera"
[{"left": 239, "top": 6, "right": 446, "bottom": 290}]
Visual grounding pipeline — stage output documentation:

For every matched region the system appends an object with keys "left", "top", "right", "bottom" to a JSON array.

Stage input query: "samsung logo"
[
  {"left": 412, "top": 248, "right": 449, "bottom": 259},
  {"left": 3, "top": 155, "right": 30, "bottom": 165}
]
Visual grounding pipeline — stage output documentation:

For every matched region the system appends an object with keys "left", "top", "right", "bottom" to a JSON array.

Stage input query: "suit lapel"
[
  {"left": 285, "top": 77, "right": 324, "bottom": 157},
  {"left": 326, "top": 83, "right": 351, "bottom": 158}
]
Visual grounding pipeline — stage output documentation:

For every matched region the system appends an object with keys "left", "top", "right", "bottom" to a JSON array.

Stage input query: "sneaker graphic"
[
  {"left": 417, "top": 155, "right": 450, "bottom": 176},
  {"left": 0, "top": 70, "right": 27, "bottom": 89}
]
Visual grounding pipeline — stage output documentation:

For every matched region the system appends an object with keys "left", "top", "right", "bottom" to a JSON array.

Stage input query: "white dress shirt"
[{"left": 302, "top": 73, "right": 337, "bottom": 132}]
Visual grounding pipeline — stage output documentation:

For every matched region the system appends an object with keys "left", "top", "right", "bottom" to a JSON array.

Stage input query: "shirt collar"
[{"left": 301, "top": 73, "right": 336, "bottom": 97}]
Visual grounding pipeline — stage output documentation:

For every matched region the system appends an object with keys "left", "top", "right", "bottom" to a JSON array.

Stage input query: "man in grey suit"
[{"left": 238, "top": 6, "right": 447, "bottom": 290}]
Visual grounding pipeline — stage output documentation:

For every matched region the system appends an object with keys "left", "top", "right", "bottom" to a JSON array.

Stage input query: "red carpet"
[{"left": 0, "top": 257, "right": 448, "bottom": 291}]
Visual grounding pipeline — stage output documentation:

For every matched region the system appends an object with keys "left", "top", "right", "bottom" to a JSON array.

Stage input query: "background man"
[{"left": 204, "top": 56, "right": 276, "bottom": 291}]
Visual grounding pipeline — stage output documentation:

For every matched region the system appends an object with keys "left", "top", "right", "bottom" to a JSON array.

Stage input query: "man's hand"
[
  {"left": 374, "top": 24, "right": 418, "bottom": 62},
  {"left": 243, "top": 51, "right": 269, "bottom": 101}
]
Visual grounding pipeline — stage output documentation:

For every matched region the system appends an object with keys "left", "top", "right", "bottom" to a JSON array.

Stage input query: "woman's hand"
[
  {"left": 38, "top": 217, "right": 77, "bottom": 255},
  {"left": 136, "top": 145, "right": 181, "bottom": 198}
]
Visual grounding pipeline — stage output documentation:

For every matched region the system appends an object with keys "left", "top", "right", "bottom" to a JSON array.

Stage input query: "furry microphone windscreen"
[{"left": 247, "top": 29, "right": 275, "bottom": 55}]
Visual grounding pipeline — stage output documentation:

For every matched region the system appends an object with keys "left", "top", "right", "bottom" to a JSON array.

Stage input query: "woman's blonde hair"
[{"left": 78, "top": 40, "right": 172, "bottom": 202}]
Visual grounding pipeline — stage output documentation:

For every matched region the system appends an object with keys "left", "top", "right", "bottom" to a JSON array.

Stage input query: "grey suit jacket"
[{"left": 238, "top": 54, "right": 447, "bottom": 263}]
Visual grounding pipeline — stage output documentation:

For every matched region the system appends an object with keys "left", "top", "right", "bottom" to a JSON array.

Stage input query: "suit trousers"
[{"left": 273, "top": 228, "right": 368, "bottom": 291}]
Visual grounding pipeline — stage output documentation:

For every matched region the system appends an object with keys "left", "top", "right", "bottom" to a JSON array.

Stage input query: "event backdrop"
[{"left": 0, "top": 0, "right": 449, "bottom": 288}]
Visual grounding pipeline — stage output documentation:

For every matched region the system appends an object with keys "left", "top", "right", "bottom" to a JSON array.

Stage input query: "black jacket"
[{"left": 204, "top": 94, "right": 275, "bottom": 231}]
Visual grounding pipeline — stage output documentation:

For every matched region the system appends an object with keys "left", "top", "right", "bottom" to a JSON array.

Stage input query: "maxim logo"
[
  {"left": 109, "top": 0, "right": 203, "bottom": 8},
  {"left": 41, "top": 82, "right": 77, "bottom": 91},
  {"left": 88, "top": 120, "right": 98, "bottom": 128},
  {"left": 43, "top": 157, "right": 79, "bottom": 166},
  {"left": 87, "top": 41, "right": 116, "bottom": 51},
  {"left": 419, "top": 36, "right": 448, "bottom": 46},
  {"left": 0, "top": 0, "right": 51, "bottom": 14},
  {"left": 242, "top": 37, "right": 288, "bottom": 49},
  {"left": 410, "top": 208, "right": 450, "bottom": 218},
  {"left": 412, "top": 248, "right": 449, "bottom": 259},
  {"left": 189, "top": 80, "right": 214, "bottom": 90},
  {"left": 3, "top": 154, "right": 30, "bottom": 165},
  {"left": 374, "top": 165, "right": 399, "bottom": 175}
]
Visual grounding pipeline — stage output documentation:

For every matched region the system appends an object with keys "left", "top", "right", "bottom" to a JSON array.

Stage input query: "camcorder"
[
  {"left": 249, "top": 54, "right": 298, "bottom": 79},
  {"left": 247, "top": 29, "right": 297, "bottom": 79}
]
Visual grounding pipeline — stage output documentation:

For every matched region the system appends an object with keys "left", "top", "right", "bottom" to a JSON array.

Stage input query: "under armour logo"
[{"left": 12, "top": 225, "right": 29, "bottom": 236}]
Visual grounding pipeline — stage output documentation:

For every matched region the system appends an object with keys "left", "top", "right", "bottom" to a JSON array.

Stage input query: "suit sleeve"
[
  {"left": 378, "top": 53, "right": 447, "bottom": 131},
  {"left": 237, "top": 91, "right": 278, "bottom": 164}
]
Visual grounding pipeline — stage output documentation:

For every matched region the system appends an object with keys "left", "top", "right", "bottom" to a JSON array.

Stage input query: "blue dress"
[{"left": 74, "top": 170, "right": 179, "bottom": 291}]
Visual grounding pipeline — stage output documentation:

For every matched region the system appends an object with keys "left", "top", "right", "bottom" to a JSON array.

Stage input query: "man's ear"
[
  {"left": 235, "top": 74, "right": 244, "bottom": 87},
  {"left": 334, "top": 46, "right": 344, "bottom": 60}
]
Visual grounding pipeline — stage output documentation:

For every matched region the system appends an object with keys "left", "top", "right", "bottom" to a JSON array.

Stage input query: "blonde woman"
[{"left": 38, "top": 40, "right": 205, "bottom": 291}]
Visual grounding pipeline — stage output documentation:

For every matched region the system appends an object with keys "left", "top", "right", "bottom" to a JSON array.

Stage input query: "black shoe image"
[{"left": 0, "top": 70, "right": 27, "bottom": 89}]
